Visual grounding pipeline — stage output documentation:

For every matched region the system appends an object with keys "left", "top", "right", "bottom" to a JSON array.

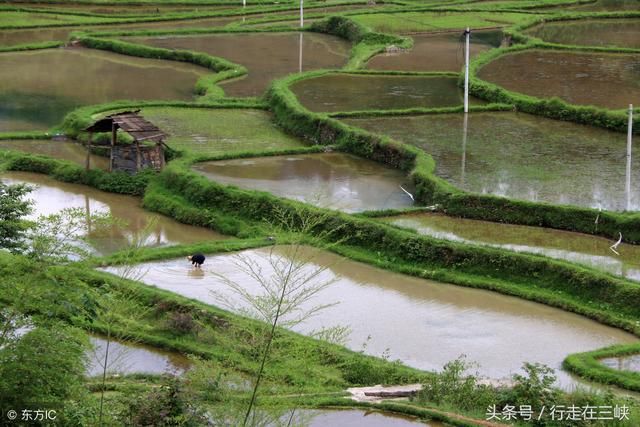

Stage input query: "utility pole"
[
  {"left": 300, "top": 0, "right": 304, "bottom": 28},
  {"left": 464, "top": 27, "right": 471, "bottom": 114},
  {"left": 627, "top": 104, "right": 634, "bottom": 210}
]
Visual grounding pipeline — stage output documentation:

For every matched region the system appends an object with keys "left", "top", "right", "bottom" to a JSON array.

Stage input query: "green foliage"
[
  {"left": 0, "top": 181, "right": 33, "bottom": 253},
  {"left": 564, "top": 343, "right": 640, "bottom": 392},
  {"left": 0, "top": 325, "right": 89, "bottom": 423},
  {"left": 418, "top": 356, "right": 495, "bottom": 411},
  {"left": 118, "top": 375, "right": 206, "bottom": 426},
  {"left": 4, "top": 152, "right": 153, "bottom": 196}
]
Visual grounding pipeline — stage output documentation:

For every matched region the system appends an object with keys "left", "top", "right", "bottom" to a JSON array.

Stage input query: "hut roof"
[{"left": 85, "top": 110, "right": 166, "bottom": 143}]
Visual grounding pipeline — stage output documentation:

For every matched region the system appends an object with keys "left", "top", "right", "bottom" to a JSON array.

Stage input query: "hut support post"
[
  {"left": 136, "top": 141, "right": 142, "bottom": 172},
  {"left": 110, "top": 123, "right": 117, "bottom": 172}
]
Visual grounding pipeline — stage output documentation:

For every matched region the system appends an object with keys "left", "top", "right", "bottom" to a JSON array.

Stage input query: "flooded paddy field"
[
  {"left": 0, "top": 47, "right": 206, "bottom": 131},
  {"left": 297, "top": 409, "right": 443, "bottom": 426},
  {"left": 524, "top": 18, "right": 640, "bottom": 49},
  {"left": 367, "top": 30, "right": 502, "bottom": 72},
  {"left": 384, "top": 213, "right": 640, "bottom": 281},
  {"left": 192, "top": 152, "right": 414, "bottom": 212},
  {"left": 125, "top": 32, "right": 351, "bottom": 97},
  {"left": 567, "top": 0, "right": 640, "bottom": 11},
  {"left": 113, "top": 246, "right": 638, "bottom": 387},
  {"left": 477, "top": 49, "right": 640, "bottom": 110},
  {"left": 348, "top": 11, "right": 532, "bottom": 34},
  {"left": 87, "top": 335, "right": 191, "bottom": 376},
  {"left": 343, "top": 111, "right": 640, "bottom": 211},
  {"left": 14, "top": 3, "right": 236, "bottom": 15},
  {"left": 0, "top": 171, "right": 225, "bottom": 254},
  {"left": 291, "top": 74, "right": 483, "bottom": 113},
  {"left": 0, "top": 139, "right": 108, "bottom": 170},
  {"left": 601, "top": 354, "right": 640, "bottom": 372},
  {"left": 140, "top": 107, "right": 305, "bottom": 156}
]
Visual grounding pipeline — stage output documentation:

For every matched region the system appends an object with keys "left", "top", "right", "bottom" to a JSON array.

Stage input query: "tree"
[
  {"left": 0, "top": 325, "right": 88, "bottom": 424},
  {"left": 27, "top": 207, "right": 114, "bottom": 263},
  {"left": 0, "top": 181, "right": 33, "bottom": 253},
  {"left": 210, "top": 206, "right": 347, "bottom": 426}
]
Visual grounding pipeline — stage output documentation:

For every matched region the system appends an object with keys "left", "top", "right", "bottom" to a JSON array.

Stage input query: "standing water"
[
  {"left": 108, "top": 246, "right": 639, "bottom": 388},
  {"left": 343, "top": 111, "right": 640, "bottom": 211},
  {"left": 0, "top": 47, "right": 206, "bottom": 131},
  {"left": 477, "top": 49, "right": 640, "bottom": 110},
  {"left": 192, "top": 152, "right": 414, "bottom": 212},
  {"left": 0, "top": 172, "right": 226, "bottom": 254},
  {"left": 384, "top": 212, "right": 640, "bottom": 281},
  {"left": 125, "top": 32, "right": 351, "bottom": 97}
]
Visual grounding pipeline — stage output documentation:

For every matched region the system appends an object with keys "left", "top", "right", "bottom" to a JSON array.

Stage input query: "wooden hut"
[{"left": 84, "top": 110, "right": 167, "bottom": 174}]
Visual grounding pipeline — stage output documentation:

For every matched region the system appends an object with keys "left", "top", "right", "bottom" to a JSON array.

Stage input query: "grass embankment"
[
  {"left": 0, "top": 244, "right": 437, "bottom": 422},
  {"left": 140, "top": 106, "right": 305, "bottom": 156},
  {"left": 348, "top": 10, "right": 538, "bottom": 33}
]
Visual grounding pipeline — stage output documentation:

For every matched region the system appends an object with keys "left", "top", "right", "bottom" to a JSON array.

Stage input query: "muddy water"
[
  {"left": 0, "top": 139, "right": 108, "bottom": 170},
  {"left": 126, "top": 32, "right": 350, "bottom": 97},
  {"left": 0, "top": 171, "right": 225, "bottom": 254},
  {"left": 0, "top": 47, "right": 206, "bottom": 131},
  {"left": 343, "top": 112, "right": 640, "bottom": 211},
  {"left": 192, "top": 152, "right": 414, "bottom": 212},
  {"left": 384, "top": 213, "right": 640, "bottom": 281},
  {"left": 478, "top": 49, "right": 640, "bottom": 110},
  {"left": 87, "top": 335, "right": 190, "bottom": 376},
  {"left": 569, "top": 0, "right": 640, "bottom": 11},
  {"left": 291, "top": 74, "right": 482, "bottom": 113},
  {"left": 525, "top": 19, "right": 640, "bottom": 49},
  {"left": 0, "top": 17, "right": 235, "bottom": 47},
  {"left": 117, "top": 246, "right": 638, "bottom": 387},
  {"left": 601, "top": 354, "right": 640, "bottom": 372},
  {"left": 0, "top": 27, "right": 78, "bottom": 47},
  {"left": 16, "top": 3, "right": 235, "bottom": 15},
  {"left": 296, "top": 410, "right": 443, "bottom": 426},
  {"left": 367, "top": 30, "right": 501, "bottom": 72}
]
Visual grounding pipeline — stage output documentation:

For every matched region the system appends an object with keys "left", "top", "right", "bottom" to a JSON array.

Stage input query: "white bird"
[
  {"left": 610, "top": 232, "right": 623, "bottom": 255},
  {"left": 400, "top": 186, "right": 414, "bottom": 201}
]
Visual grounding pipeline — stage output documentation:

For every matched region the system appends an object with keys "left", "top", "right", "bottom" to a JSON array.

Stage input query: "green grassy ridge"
[
  {"left": 59, "top": 98, "right": 265, "bottom": 138},
  {"left": 141, "top": 181, "right": 268, "bottom": 238},
  {"left": 0, "top": 3, "right": 333, "bottom": 28},
  {"left": 232, "top": 3, "right": 414, "bottom": 28},
  {"left": 0, "top": 4, "right": 156, "bottom": 19},
  {"left": 147, "top": 173, "right": 640, "bottom": 391},
  {"left": 76, "top": 34, "right": 246, "bottom": 99},
  {"left": 564, "top": 344, "right": 640, "bottom": 392},
  {"left": 1, "top": 251, "right": 426, "bottom": 391},
  {"left": 0, "top": 40, "right": 64, "bottom": 52},
  {"left": 505, "top": 11, "right": 640, "bottom": 53},
  {"left": 154, "top": 162, "right": 640, "bottom": 323},
  {"left": 84, "top": 23, "right": 302, "bottom": 37},
  {"left": 309, "top": 15, "right": 412, "bottom": 69},
  {"left": 268, "top": 68, "right": 640, "bottom": 243},
  {"left": 0, "top": 150, "right": 152, "bottom": 196},
  {"left": 188, "top": 145, "right": 327, "bottom": 163},
  {"left": 11, "top": 149, "right": 640, "bottom": 393},
  {"left": 468, "top": 44, "right": 639, "bottom": 132},
  {"left": 268, "top": 397, "right": 481, "bottom": 427},
  {"left": 442, "top": 0, "right": 592, "bottom": 11},
  {"left": 326, "top": 103, "right": 513, "bottom": 118},
  {"left": 0, "top": 131, "right": 52, "bottom": 141}
]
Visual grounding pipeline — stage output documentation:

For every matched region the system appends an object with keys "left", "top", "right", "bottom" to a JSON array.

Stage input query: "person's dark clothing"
[{"left": 191, "top": 253, "right": 205, "bottom": 267}]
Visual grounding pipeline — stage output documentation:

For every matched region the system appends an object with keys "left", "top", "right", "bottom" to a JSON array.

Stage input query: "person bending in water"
[{"left": 188, "top": 253, "right": 206, "bottom": 268}]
